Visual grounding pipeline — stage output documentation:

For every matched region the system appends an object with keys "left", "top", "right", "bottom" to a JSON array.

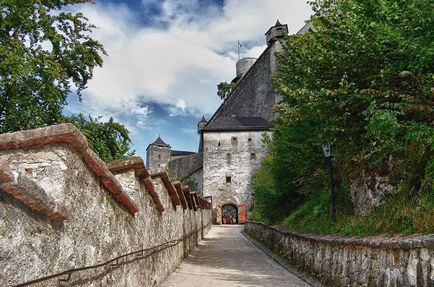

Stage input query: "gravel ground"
[{"left": 161, "top": 225, "right": 310, "bottom": 287}]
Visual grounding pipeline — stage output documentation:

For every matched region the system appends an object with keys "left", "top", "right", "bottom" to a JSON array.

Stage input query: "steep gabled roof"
[
  {"left": 147, "top": 136, "right": 171, "bottom": 150},
  {"left": 202, "top": 116, "right": 272, "bottom": 132}
]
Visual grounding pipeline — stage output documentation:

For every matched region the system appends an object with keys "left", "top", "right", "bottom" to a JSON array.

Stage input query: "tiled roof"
[
  {"left": 150, "top": 136, "right": 170, "bottom": 148},
  {"left": 202, "top": 116, "right": 272, "bottom": 132},
  {"left": 171, "top": 150, "right": 196, "bottom": 157},
  {"left": 296, "top": 22, "right": 312, "bottom": 35}
]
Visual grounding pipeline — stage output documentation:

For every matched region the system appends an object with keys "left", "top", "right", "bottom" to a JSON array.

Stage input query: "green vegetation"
[
  {"left": 252, "top": 0, "right": 434, "bottom": 235},
  {"left": 281, "top": 189, "right": 434, "bottom": 236},
  {"left": 217, "top": 81, "right": 237, "bottom": 100},
  {"left": 65, "top": 114, "right": 134, "bottom": 163},
  {"left": 0, "top": 0, "right": 134, "bottom": 162}
]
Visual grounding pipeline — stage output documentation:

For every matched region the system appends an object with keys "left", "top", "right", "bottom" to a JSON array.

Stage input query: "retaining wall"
[
  {"left": 245, "top": 221, "right": 434, "bottom": 287},
  {"left": 0, "top": 124, "right": 212, "bottom": 287}
]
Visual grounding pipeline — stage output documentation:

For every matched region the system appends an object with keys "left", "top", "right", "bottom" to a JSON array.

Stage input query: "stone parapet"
[
  {"left": 0, "top": 124, "right": 212, "bottom": 287},
  {"left": 150, "top": 171, "right": 182, "bottom": 209},
  {"left": 245, "top": 221, "right": 434, "bottom": 287},
  {"left": 0, "top": 124, "right": 138, "bottom": 215}
]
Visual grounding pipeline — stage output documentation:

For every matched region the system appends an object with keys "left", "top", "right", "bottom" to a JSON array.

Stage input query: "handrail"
[{"left": 13, "top": 224, "right": 211, "bottom": 287}]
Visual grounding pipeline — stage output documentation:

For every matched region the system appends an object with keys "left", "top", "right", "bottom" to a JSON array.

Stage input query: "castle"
[{"left": 146, "top": 20, "right": 309, "bottom": 224}]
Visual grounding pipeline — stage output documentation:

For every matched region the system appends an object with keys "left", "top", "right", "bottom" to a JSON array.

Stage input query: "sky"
[{"left": 65, "top": 0, "right": 313, "bottom": 159}]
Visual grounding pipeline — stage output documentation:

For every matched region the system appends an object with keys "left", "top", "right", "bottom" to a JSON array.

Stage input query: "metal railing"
[{"left": 13, "top": 225, "right": 210, "bottom": 287}]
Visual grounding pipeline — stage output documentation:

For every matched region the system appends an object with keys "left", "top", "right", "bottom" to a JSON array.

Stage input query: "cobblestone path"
[{"left": 161, "top": 225, "right": 309, "bottom": 287}]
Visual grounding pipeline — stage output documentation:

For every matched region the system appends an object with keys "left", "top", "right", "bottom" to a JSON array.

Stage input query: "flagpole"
[{"left": 237, "top": 41, "right": 240, "bottom": 60}]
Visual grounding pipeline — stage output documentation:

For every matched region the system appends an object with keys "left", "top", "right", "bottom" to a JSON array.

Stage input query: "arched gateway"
[{"left": 215, "top": 202, "right": 246, "bottom": 225}]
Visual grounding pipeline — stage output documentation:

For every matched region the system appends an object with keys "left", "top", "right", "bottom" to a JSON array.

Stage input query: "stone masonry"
[
  {"left": 203, "top": 130, "right": 270, "bottom": 210},
  {"left": 0, "top": 124, "right": 212, "bottom": 287},
  {"left": 245, "top": 221, "right": 434, "bottom": 287}
]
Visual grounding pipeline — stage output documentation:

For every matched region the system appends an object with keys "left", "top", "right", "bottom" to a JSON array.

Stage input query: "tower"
[
  {"left": 265, "top": 19, "right": 288, "bottom": 45},
  {"left": 197, "top": 115, "right": 208, "bottom": 133},
  {"left": 146, "top": 136, "right": 171, "bottom": 171}
]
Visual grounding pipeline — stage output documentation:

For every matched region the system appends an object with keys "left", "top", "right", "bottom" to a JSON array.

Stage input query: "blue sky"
[{"left": 65, "top": 0, "right": 312, "bottom": 159}]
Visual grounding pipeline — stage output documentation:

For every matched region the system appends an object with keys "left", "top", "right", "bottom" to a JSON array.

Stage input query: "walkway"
[{"left": 161, "top": 225, "right": 310, "bottom": 287}]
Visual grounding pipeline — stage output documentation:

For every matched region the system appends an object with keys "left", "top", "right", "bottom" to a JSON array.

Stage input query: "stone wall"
[
  {"left": 0, "top": 124, "right": 212, "bottom": 287},
  {"left": 245, "top": 221, "right": 434, "bottom": 287},
  {"left": 168, "top": 153, "right": 203, "bottom": 195},
  {"left": 210, "top": 41, "right": 282, "bottom": 123},
  {"left": 203, "top": 131, "right": 270, "bottom": 209}
]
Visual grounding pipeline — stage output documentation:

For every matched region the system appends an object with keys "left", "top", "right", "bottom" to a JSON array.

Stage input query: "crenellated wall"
[
  {"left": 0, "top": 124, "right": 212, "bottom": 287},
  {"left": 245, "top": 221, "right": 434, "bottom": 287}
]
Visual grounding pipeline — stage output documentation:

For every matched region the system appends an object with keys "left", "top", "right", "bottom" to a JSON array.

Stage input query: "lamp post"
[{"left": 322, "top": 143, "right": 336, "bottom": 224}]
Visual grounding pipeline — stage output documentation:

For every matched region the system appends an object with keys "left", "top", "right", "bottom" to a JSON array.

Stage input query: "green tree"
[
  {"left": 0, "top": 0, "right": 106, "bottom": 133},
  {"left": 254, "top": 0, "right": 434, "bottom": 222},
  {"left": 217, "top": 81, "right": 236, "bottom": 100},
  {"left": 65, "top": 114, "right": 135, "bottom": 162}
]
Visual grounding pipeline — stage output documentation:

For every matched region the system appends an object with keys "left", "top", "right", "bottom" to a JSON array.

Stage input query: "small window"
[
  {"left": 226, "top": 153, "right": 231, "bottom": 164},
  {"left": 231, "top": 137, "right": 238, "bottom": 146},
  {"left": 226, "top": 175, "right": 232, "bottom": 185},
  {"left": 250, "top": 153, "right": 257, "bottom": 160},
  {"left": 248, "top": 138, "right": 252, "bottom": 143},
  {"left": 218, "top": 141, "right": 221, "bottom": 147},
  {"left": 158, "top": 154, "right": 161, "bottom": 159},
  {"left": 158, "top": 164, "right": 161, "bottom": 167},
  {"left": 276, "top": 27, "right": 283, "bottom": 31}
]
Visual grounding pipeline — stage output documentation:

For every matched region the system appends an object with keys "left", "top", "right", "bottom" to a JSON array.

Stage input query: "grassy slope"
[{"left": 279, "top": 189, "right": 434, "bottom": 236}]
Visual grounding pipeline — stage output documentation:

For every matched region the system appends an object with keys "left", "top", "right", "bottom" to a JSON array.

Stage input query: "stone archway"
[
  {"left": 221, "top": 203, "right": 238, "bottom": 224},
  {"left": 215, "top": 202, "right": 247, "bottom": 224}
]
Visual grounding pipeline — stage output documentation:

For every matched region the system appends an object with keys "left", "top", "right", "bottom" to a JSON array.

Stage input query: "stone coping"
[
  {"left": 107, "top": 157, "right": 149, "bottom": 178},
  {"left": 0, "top": 124, "right": 138, "bottom": 216},
  {"left": 182, "top": 187, "right": 194, "bottom": 210},
  {"left": 143, "top": 177, "right": 165, "bottom": 213},
  {"left": 191, "top": 192, "right": 199, "bottom": 210},
  {"left": 0, "top": 169, "right": 66, "bottom": 223},
  {"left": 201, "top": 198, "right": 211, "bottom": 209},
  {"left": 191, "top": 192, "right": 201, "bottom": 209},
  {"left": 246, "top": 221, "right": 434, "bottom": 250},
  {"left": 173, "top": 181, "right": 188, "bottom": 210},
  {"left": 150, "top": 172, "right": 182, "bottom": 210}
]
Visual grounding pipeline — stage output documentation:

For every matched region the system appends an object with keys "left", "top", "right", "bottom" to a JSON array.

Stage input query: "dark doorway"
[{"left": 222, "top": 204, "right": 238, "bottom": 224}]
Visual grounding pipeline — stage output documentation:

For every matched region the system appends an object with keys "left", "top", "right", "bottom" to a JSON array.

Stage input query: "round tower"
[{"left": 236, "top": 57, "right": 257, "bottom": 78}]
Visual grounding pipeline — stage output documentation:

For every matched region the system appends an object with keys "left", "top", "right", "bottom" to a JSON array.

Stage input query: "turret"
[
  {"left": 197, "top": 115, "right": 208, "bottom": 133},
  {"left": 265, "top": 19, "right": 288, "bottom": 45}
]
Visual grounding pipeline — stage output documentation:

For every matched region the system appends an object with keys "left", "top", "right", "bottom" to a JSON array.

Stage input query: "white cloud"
[
  {"left": 70, "top": 0, "right": 312, "bottom": 114},
  {"left": 66, "top": 0, "right": 313, "bottom": 156}
]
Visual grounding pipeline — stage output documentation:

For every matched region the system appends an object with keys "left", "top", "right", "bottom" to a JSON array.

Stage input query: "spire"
[
  {"left": 199, "top": 115, "right": 207, "bottom": 123},
  {"left": 275, "top": 19, "right": 282, "bottom": 26}
]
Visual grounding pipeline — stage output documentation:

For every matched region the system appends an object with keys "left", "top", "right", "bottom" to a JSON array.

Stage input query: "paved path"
[{"left": 161, "top": 225, "right": 309, "bottom": 287}]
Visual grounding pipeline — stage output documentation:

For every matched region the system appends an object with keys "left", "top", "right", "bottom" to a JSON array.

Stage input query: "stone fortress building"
[{"left": 146, "top": 20, "right": 309, "bottom": 224}]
